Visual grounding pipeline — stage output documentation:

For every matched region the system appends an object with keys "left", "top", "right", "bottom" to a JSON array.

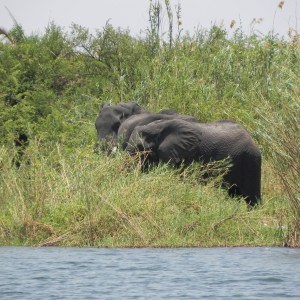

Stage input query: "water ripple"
[{"left": 0, "top": 247, "right": 299, "bottom": 299}]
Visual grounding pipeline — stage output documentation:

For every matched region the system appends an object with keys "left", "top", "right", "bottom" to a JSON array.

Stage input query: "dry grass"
[{"left": 0, "top": 142, "right": 292, "bottom": 247}]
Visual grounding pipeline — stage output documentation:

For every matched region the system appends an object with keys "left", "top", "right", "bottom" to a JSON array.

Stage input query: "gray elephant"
[
  {"left": 126, "top": 119, "right": 261, "bottom": 207},
  {"left": 118, "top": 112, "right": 198, "bottom": 150},
  {"left": 95, "top": 101, "right": 145, "bottom": 151}
]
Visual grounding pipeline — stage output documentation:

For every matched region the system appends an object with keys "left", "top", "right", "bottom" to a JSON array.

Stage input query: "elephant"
[
  {"left": 95, "top": 101, "right": 145, "bottom": 151},
  {"left": 126, "top": 118, "right": 261, "bottom": 207},
  {"left": 118, "top": 112, "right": 198, "bottom": 150},
  {"left": 157, "top": 109, "right": 178, "bottom": 115}
]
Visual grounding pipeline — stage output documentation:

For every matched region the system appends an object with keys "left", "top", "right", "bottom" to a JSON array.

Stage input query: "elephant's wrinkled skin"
[
  {"left": 126, "top": 119, "right": 261, "bottom": 207},
  {"left": 95, "top": 102, "right": 144, "bottom": 151},
  {"left": 118, "top": 112, "right": 197, "bottom": 150}
]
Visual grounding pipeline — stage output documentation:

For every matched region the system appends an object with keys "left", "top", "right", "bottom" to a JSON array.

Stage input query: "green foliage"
[
  {"left": 0, "top": 10, "right": 299, "bottom": 246},
  {"left": 256, "top": 72, "right": 300, "bottom": 247},
  {"left": 1, "top": 19, "right": 299, "bottom": 145},
  {"left": 0, "top": 144, "right": 289, "bottom": 247}
]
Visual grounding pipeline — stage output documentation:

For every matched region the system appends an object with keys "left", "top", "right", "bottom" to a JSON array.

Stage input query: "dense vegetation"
[{"left": 0, "top": 2, "right": 299, "bottom": 247}]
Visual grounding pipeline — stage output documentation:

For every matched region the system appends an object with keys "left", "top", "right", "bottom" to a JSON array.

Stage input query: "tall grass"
[
  {"left": 257, "top": 71, "right": 300, "bottom": 247},
  {"left": 0, "top": 141, "right": 291, "bottom": 247},
  {"left": 0, "top": 1, "right": 299, "bottom": 247}
]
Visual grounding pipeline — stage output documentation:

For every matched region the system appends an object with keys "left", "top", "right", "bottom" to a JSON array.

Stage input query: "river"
[{"left": 0, "top": 246, "right": 299, "bottom": 299}]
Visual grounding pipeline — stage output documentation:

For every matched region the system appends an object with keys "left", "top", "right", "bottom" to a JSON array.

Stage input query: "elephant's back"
[
  {"left": 194, "top": 121, "right": 260, "bottom": 158},
  {"left": 118, "top": 113, "right": 152, "bottom": 134},
  {"left": 196, "top": 121, "right": 253, "bottom": 142}
]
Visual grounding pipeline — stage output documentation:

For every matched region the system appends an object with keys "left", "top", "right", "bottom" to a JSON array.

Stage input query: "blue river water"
[{"left": 0, "top": 246, "right": 299, "bottom": 299}]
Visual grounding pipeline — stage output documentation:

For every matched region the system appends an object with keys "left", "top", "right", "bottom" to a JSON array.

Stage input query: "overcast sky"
[{"left": 0, "top": 0, "right": 299, "bottom": 38}]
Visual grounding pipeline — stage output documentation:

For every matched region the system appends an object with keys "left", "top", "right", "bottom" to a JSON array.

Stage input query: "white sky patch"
[{"left": 0, "top": 0, "right": 299, "bottom": 38}]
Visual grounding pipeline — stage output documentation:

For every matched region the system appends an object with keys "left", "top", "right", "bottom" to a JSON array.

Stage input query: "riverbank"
[
  {"left": 0, "top": 5, "right": 299, "bottom": 247},
  {"left": 0, "top": 144, "right": 292, "bottom": 247}
]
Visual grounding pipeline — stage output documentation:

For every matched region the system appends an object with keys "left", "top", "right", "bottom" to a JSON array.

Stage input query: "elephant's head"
[
  {"left": 95, "top": 101, "right": 144, "bottom": 152},
  {"left": 126, "top": 125, "right": 160, "bottom": 164}
]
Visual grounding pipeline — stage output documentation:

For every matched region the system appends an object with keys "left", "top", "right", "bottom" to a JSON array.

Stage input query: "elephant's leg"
[
  {"left": 239, "top": 158, "right": 261, "bottom": 207},
  {"left": 223, "top": 162, "right": 260, "bottom": 207},
  {"left": 222, "top": 162, "right": 242, "bottom": 198},
  {"left": 241, "top": 179, "right": 261, "bottom": 207}
]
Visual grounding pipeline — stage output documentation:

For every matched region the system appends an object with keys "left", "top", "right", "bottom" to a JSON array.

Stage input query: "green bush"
[{"left": 0, "top": 4, "right": 299, "bottom": 246}]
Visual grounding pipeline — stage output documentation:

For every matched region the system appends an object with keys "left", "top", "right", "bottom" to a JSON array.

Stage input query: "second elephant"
[{"left": 118, "top": 111, "right": 197, "bottom": 150}]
